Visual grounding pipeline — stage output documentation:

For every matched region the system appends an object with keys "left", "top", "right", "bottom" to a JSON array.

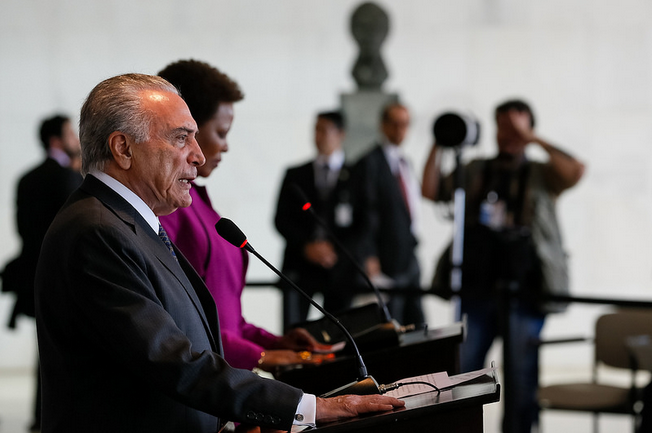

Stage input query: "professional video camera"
[{"left": 432, "top": 112, "right": 480, "bottom": 148}]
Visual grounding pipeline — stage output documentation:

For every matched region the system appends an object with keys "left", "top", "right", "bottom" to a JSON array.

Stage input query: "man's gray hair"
[{"left": 79, "top": 73, "right": 179, "bottom": 176}]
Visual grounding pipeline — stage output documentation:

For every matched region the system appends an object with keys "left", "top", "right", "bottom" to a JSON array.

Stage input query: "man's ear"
[{"left": 108, "top": 132, "right": 132, "bottom": 170}]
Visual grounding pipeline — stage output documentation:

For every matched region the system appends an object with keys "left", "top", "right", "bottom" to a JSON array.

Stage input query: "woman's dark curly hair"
[{"left": 158, "top": 59, "right": 244, "bottom": 126}]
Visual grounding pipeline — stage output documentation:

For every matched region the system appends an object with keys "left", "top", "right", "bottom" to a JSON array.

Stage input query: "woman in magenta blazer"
[{"left": 158, "top": 60, "right": 322, "bottom": 370}]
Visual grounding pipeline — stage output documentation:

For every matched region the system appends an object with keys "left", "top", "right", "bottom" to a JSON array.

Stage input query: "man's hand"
[
  {"left": 364, "top": 256, "right": 381, "bottom": 278},
  {"left": 316, "top": 395, "right": 405, "bottom": 424},
  {"left": 274, "top": 327, "right": 321, "bottom": 351},
  {"left": 496, "top": 109, "right": 535, "bottom": 156},
  {"left": 502, "top": 109, "right": 585, "bottom": 191},
  {"left": 257, "top": 350, "right": 333, "bottom": 371},
  {"left": 507, "top": 110, "right": 536, "bottom": 143},
  {"left": 304, "top": 240, "right": 338, "bottom": 268}
]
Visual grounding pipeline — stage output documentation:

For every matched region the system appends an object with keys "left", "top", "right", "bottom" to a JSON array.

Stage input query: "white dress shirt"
[
  {"left": 48, "top": 147, "right": 72, "bottom": 168},
  {"left": 381, "top": 142, "right": 420, "bottom": 234},
  {"left": 314, "top": 148, "right": 345, "bottom": 195}
]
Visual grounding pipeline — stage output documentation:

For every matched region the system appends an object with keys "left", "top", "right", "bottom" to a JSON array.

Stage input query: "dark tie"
[
  {"left": 158, "top": 223, "right": 177, "bottom": 260},
  {"left": 318, "top": 163, "right": 333, "bottom": 200}
]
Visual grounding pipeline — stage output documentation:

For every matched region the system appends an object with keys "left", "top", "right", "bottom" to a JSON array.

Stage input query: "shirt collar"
[
  {"left": 315, "top": 148, "right": 345, "bottom": 171},
  {"left": 382, "top": 141, "right": 402, "bottom": 157},
  {"left": 47, "top": 148, "right": 72, "bottom": 167},
  {"left": 89, "top": 170, "right": 159, "bottom": 233},
  {"left": 381, "top": 142, "right": 405, "bottom": 175}
]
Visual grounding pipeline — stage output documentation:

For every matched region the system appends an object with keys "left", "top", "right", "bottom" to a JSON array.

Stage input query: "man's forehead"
[
  {"left": 161, "top": 120, "right": 198, "bottom": 137},
  {"left": 386, "top": 105, "right": 408, "bottom": 118},
  {"left": 139, "top": 88, "right": 176, "bottom": 104},
  {"left": 141, "top": 90, "right": 197, "bottom": 132},
  {"left": 146, "top": 92, "right": 169, "bottom": 103},
  {"left": 499, "top": 109, "right": 529, "bottom": 116}
]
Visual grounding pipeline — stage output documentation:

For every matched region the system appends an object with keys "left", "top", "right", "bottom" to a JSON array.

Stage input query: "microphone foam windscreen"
[{"left": 215, "top": 218, "right": 247, "bottom": 248}]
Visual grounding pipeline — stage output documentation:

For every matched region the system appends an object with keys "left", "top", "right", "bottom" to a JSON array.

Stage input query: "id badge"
[{"left": 335, "top": 203, "right": 353, "bottom": 227}]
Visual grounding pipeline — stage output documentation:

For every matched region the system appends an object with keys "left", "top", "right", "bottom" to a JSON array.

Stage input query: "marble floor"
[{"left": 0, "top": 369, "right": 34, "bottom": 433}]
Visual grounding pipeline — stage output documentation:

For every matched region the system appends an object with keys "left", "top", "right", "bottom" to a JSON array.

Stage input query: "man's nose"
[{"left": 189, "top": 138, "right": 206, "bottom": 166}]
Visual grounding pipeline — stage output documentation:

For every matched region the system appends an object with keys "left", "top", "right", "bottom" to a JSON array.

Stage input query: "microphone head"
[{"left": 215, "top": 218, "right": 249, "bottom": 249}]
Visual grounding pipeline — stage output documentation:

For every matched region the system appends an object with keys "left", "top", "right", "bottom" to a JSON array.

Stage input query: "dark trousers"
[
  {"left": 387, "top": 292, "right": 424, "bottom": 327},
  {"left": 460, "top": 297, "right": 545, "bottom": 433}
]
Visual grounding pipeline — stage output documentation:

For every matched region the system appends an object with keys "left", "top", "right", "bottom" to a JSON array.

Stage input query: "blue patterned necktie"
[{"left": 158, "top": 223, "right": 177, "bottom": 261}]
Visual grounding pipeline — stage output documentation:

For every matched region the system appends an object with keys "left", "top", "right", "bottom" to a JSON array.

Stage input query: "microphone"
[
  {"left": 215, "top": 217, "right": 380, "bottom": 397},
  {"left": 289, "top": 183, "right": 394, "bottom": 324}
]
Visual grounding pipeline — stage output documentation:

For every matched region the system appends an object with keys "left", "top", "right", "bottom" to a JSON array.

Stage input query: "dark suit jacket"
[
  {"left": 274, "top": 161, "right": 360, "bottom": 292},
  {"left": 4, "top": 157, "right": 82, "bottom": 324},
  {"left": 354, "top": 145, "right": 419, "bottom": 283},
  {"left": 35, "top": 175, "right": 302, "bottom": 433}
]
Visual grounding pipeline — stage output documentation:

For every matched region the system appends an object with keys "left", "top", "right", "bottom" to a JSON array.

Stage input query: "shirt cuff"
[{"left": 293, "top": 393, "right": 316, "bottom": 427}]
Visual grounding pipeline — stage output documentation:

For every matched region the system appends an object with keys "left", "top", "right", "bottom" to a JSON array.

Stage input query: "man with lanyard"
[{"left": 422, "top": 99, "right": 585, "bottom": 433}]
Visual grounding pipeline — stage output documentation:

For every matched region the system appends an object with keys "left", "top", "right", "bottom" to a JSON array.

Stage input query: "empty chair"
[{"left": 538, "top": 309, "right": 652, "bottom": 433}]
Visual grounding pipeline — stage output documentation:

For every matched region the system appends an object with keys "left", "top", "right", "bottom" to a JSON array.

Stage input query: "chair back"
[{"left": 595, "top": 309, "right": 652, "bottom": 369}]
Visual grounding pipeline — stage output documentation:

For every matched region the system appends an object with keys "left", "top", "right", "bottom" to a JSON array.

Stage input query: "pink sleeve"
[
  {"left": 241, "top": 322, "right": 280, "bottom": 349},
  {"left": 221, "top": 323, "right": 281, "bottom": 370},
  {"left": 221, "top": 329, "right": 267, "bottom": 370}
]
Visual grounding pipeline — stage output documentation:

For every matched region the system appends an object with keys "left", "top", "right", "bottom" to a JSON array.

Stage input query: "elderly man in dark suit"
[
  {"left": 34, "top": 73, "right": 402, "bottom": 433},
  {"left": 275, "top": 111, "right": 361, "bottom": 329},
  {"left": 354, "top": 103, "right": 425, "bottom": 327}
]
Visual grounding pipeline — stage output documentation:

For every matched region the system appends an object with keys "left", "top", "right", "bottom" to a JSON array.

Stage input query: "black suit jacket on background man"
[
  {"left": 354, "top": 145, "right": 419, "bottom": 284},
  {"left": 35, "top": 175, "right": 302, "bottom": 433},
  {"left": 275, "top": 162, "right": 362, "bottom": 288},
  {"left": 275, "top": 161, "right": 361, "bottom": 326},
  {"left": 3, "top": 157, "right": 82, "bottom": 326}
]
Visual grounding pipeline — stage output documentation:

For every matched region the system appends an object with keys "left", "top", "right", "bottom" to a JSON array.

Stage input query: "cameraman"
[{"left": 422, "top": 99, "right": 584, "bottom": 433}]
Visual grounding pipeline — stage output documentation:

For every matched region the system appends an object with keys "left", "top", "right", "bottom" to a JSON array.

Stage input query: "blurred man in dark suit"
[
  {"left": 354, "top": 103, "right": 425, "bottom": 327},
  {"left": 275, "top": 111, "right": 361, "bottom": 329},
  {"left": 2, "top": 114, "right": 82, "bottom": 432},
  {"left": 6, "top": 115, "right": 82, "bottom": 325}
]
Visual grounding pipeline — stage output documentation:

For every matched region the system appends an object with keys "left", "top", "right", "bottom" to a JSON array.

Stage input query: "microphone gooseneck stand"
[
  {"left": 289, "top": 183, "right": 394, "bottom": 324},
  {"left": 450, "top": 146, "right": 466, "bottom": 311},
  {"left": 215, "top": 217, "right": 380, "bottom": 397}
]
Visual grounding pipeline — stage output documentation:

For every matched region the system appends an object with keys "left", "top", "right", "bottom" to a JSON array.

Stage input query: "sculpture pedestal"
[{"left": 340, "top": 91, "right": 398, "bottom": 162}]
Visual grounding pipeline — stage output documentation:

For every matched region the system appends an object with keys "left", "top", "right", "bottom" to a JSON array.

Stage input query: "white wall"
[{"left": 1, "top": 0, "right": 652, "bottom": 380}]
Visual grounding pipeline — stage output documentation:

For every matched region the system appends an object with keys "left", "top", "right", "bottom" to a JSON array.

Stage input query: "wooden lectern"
[{"left": 312, "top": 370, "right": 500, "bottom": 433}]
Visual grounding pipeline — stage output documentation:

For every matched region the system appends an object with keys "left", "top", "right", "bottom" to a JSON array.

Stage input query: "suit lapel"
[
  {"left": 303, "top": 163, "right": 318, "bottom": 199},
  {"left": 81, "top": 175, "right": 220, "bottom": 352},
  {"left": 173, "top": 249, "right": 221, "bottom": 354},
  {"left": 146, "top": 228, "right": 219, "bottom": 350},
  {"left": 331, "top": 164, "right": 351, "bottom": 199}
]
